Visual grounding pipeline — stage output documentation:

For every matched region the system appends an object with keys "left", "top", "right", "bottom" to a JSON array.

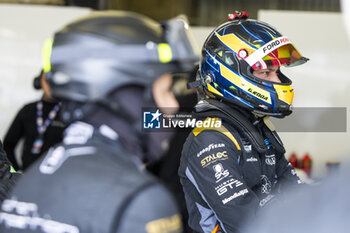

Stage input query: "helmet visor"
[
  {"left": 245, "top": 36, "right": 308, "bottom": 70},
  {"left": 162, "top": 16, "right": 199, "bottom": 64}
]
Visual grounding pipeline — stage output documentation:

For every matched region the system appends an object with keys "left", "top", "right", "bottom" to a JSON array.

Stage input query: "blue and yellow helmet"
[{"left": 200, "top": 16, "right": 308, "bottom": 117}]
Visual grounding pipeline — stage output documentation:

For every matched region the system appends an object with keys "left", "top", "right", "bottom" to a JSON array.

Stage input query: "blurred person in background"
[
  {"left": 0, "top": 11, "right": 198, "bottom": 232},
  {"left": 3, "top": 70, "right": 65, "bottom": 171},
  {"left": 242, "top": 164, "right": 350, "bottom": 233},
  {"left": 147, "top": 68, "right": 198, "bottom": 233},
  {"left": 178, "top": 12, "right": 308, "bottom": 233}
]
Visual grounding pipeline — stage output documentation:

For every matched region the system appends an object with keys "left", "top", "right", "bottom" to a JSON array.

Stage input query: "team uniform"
[
  {"left": 179, "top": 99, "right": 303, "bottom": 233},
  {"left": 0, "top": 122, "right": 182, "bottom": 233},
  {"left": 180, "top": 13, "right": 308, "bottom": 233}
]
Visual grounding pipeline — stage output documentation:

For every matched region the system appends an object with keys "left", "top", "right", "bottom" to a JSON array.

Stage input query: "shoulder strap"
[
  {"left": 193, "top": 99, "right": 286, "bottom": 155},
  {"left": 194, "top": 99, "right": 268, "bottom": 153},
  {"left": 260, "top": 118, "right": 286, "bottom": 155},
  {"left": 192, "top": 118, "right": 241, "bottom": 151}
]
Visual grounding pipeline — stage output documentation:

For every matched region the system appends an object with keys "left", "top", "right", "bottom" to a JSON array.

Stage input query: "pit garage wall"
[
  {"left": 0, "top": 4, "right": 91, "bottom": 127},
  {"left": 0, "top": 4, "right": 348, "bottom": 177}
]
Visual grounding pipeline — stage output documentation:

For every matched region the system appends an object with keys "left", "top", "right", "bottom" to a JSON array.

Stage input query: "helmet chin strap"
[
  {"left": 252, "top": 112, "right": 266, "bottom": 118},
  {"left": 253, "top": 109, "right": 289, "bottom": 118}
]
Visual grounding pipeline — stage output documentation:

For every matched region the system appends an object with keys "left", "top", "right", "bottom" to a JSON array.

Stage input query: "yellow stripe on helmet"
[
  {"left": 218, "top": 63, "right": 272, "bottom": 104},
  {"left": 215, "top": 32, "right": 248, "bottom": 53},
  {"left": 206, "top": 83, "right": 223, "bottom": 96},
  {"left": 274, "top": 84, "right": 294, "bottom": 105},
  {"left": 266, "top": 31, "right": 277, "bottom": 40},
  {"left": 42, "top": 38, "right": 54, "bottom": 73},
  {"left": 157, "top": 43, "right": 172, "bottom": 63}
]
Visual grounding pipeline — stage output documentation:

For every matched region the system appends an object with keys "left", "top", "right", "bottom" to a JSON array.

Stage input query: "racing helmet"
[
  {"left": 42, "top": 11, "right": 198, "bottom": 122},
  {"left": 200, "top": 13, "right": 308, "bottom": 117}
]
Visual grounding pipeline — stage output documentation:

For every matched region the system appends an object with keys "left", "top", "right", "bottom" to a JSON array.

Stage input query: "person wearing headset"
[
  {"left": 0, "top": 11, "right": 198, "bottom": 232},
  {"left": 178, "top": 12, "right": 308, "bottom": 233}
]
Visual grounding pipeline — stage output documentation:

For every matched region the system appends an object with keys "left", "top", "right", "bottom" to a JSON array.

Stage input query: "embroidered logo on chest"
[
  {"left": 246, "top": 156, "right": 258, "bottom": 162},
  {"left": 265, "top": 154, "right": 276, "bottom": 165}
]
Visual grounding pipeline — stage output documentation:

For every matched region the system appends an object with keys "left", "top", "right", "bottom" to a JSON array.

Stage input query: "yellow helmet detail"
[
  {"left": 157, "top": 43, "right": 172, "bottom": 63},
  {"left": 274, "top": 84, "right": 294, "bottom": 105},
  {"left": 42, "top": 38, "right": 54, "bottom": 73}
]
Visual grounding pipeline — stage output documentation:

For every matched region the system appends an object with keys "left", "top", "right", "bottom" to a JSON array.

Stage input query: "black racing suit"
[
  {"left": 178, "top": 100, "right": 302, "bottom": 233},
  {"left": 3, "top": 99, "right": 66, "bottom": 171},
  {"left": 0, "top": 122, "right": 183, "bottom": 233}
]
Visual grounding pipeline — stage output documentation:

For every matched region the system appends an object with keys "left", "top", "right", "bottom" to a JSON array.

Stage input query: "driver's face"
[{"left": 253, "top": 66, "right": 281, "bottom": 83}]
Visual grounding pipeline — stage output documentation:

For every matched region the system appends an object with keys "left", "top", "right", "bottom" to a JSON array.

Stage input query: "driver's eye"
[{"left": 257, "top": 71, "right": 268, "bottom": 76}]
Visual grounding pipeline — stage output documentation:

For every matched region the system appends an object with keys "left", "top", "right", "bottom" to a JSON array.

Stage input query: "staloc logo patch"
[{"left": 201, "top": 151, "right": 228, "bottom": 168}]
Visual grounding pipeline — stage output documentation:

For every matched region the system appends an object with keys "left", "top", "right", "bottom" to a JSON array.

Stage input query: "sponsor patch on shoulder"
[
  {"left": 215, "top": 178, "right": 243, "bottom": 196},
  {"left": 213, "top": 163, "right": 230, "bottom": 183},
  {"left": 222, "top": 188, "right": 248, "bottom": 204},
  {"left": 201, "top": 151, "right": 228, "bottom": 168},
  {"left": 197, "top": 143, "right": 225, "bottom": 157},
  {"left": 243, "top": 144, "right": 252, "bottom": 152}
]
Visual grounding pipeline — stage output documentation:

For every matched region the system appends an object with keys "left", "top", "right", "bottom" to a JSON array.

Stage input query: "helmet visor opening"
[{"left": 251, "top": 44, "right": 306, "bottom": 70}]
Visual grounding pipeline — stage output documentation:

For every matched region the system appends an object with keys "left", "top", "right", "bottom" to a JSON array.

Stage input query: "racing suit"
[
  {"left": 178, "top": 99, "right": 302, "bottom": 233},
  {"left": 0, "top": 122, "right": 183, "bottom": 233}
]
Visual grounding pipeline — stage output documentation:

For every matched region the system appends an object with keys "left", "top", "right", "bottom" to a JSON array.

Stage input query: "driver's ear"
[{"left": 152, "top": 73, "right": 179, "bottom": 115}]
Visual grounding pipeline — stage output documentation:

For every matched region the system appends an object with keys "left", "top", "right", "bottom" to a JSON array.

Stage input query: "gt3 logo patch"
[{"left": 215, "top": 178, "right": 243, "bottom": 196}]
